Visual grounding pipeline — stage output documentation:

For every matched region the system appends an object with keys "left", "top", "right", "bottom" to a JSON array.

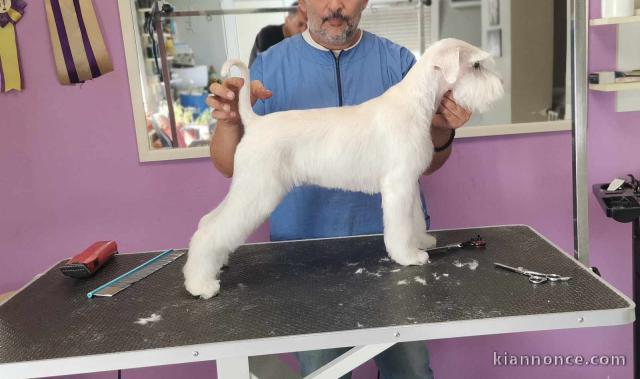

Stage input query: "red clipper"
[{"left": 59, "top": 241, "right": 118, "bottom": 278}]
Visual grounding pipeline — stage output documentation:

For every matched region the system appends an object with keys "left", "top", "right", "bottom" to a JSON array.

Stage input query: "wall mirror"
[{"left": 118, "top": 0, "right": 572, "bottom": 162}]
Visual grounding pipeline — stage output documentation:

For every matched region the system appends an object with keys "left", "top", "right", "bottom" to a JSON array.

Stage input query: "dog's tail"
[{"left": 221, "top": 59, "right": 258, "bottom": 124}]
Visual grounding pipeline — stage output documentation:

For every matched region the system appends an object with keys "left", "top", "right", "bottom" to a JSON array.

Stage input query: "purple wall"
[{"left": 0, "top": 1, "right": 637, "bottom": 378}]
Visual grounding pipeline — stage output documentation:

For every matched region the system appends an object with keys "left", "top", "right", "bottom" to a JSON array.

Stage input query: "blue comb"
[{"left": 87, "top": 249, "right": 184, "bottom": 298}]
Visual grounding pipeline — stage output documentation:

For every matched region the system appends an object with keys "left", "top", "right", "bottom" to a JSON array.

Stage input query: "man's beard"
[{"left": 309, "top": 11, "right": 361, "bottom": 46}]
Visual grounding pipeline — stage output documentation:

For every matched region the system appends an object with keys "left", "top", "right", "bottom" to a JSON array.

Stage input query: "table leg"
[
  {"left": 304, "top": 343, "right": 395, "bottom": 379},
  {"left": 217, "top": 356, "right": 251, "bottom": 379},
  {"left": 633, "top": 219, "right": 639, "bottom": 379},
  {"left": 249, "top": 355, "right": 300, "bottom": 379}
]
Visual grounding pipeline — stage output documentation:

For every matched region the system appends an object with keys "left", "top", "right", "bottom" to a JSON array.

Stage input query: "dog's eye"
[{"left": 473, "top": 62, "right": 481, "bottom": 70}]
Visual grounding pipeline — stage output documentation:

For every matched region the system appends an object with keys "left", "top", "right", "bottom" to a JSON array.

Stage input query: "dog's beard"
[
  {"left": 309, "top": 11, "right": 360, "bottom": 46},
  {"left": 452, "top": 71, "right": 504, "bottom": 113}
]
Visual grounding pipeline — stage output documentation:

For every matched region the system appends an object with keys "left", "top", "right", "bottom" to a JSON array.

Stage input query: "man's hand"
[
  {"left": 432, "top": 91, "right": 471, "bottom": 129},
  {"left": 207, "top": 78, "right": 272, "bottom": 126}
]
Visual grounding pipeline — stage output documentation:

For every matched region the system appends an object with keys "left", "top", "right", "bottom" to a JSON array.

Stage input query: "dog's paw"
[
  {"left": 390, "top": 249, "right": 430, "bottom": 266},
  {"left": 185, "top": 277, "right": 220, "bottom": 299},
  {"left": 183, "top": 261, "right": 220, "bottom": 299},
  {"left": 416, "top": 233, "right": 437, "bottom": 250}
]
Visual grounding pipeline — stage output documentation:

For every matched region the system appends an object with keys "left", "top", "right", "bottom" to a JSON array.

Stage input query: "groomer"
[{"left": 207, "top": 0, "right": 471, "bottom": 376}]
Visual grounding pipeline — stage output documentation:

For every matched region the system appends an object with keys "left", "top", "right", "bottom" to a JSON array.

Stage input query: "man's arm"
[
  {"left": 210, "top": 121, "right": 243, "bottom": 178},
  {"left": 425, "top": 126, "right": 454, "bottom": 175}
]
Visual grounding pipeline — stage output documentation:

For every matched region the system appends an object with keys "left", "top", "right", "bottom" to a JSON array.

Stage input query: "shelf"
[
  {"left": 590, "top": 15, "right": 640, "bottom": 26},
  {"left": 589, "top": 82, "right": 640, "bottom": 92},
  {"left": 146, "top": 56, "right": 174, "bottom": 61}
]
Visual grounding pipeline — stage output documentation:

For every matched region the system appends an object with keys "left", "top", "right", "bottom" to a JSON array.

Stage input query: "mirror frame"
[{"left": 118, "top": 0, "right": 572, "bottom": 163}]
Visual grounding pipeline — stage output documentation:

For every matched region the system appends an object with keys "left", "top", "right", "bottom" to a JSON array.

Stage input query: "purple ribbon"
[
  {"left": 72, "top": 0, "right": 100, "bottom": 78},
  {"left": 49, "top": 0, "right": 80, "bottom": 83}
]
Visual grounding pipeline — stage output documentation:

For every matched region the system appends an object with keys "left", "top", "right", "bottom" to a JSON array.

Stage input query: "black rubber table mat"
[{"left": 0, "top": 225, "right": 631, "bottom": 364}]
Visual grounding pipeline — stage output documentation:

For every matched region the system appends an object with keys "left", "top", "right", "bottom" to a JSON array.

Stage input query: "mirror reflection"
[{"left": 132, "top": 0, "right": 569, "bottom": 150}]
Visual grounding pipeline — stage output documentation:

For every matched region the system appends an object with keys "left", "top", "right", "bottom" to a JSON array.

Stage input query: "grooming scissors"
[
  {"left": 494, "top": 262, "right": 571, "bottom": 284},
  {"left": 426, "top": 235, "right": 487, "bottom": 254}
]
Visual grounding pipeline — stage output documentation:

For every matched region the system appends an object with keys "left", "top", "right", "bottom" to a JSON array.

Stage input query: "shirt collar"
[{"left": 301, "top": 28, "right": 364, "bottom": 54}]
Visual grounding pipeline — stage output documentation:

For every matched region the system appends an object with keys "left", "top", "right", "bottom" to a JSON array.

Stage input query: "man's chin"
[{"left": 320, "top": 30, "right": 348, "bottom": 43}]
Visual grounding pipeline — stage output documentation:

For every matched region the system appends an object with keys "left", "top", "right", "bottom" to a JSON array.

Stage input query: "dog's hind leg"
[
  {"left": 183, "top": 173, "right": 287, "bottom": 299},
  {"left": 381, "top": 178, "right": 430, "bottom": 266},
  {"left": 411, "top": 184, "right": 437, "bottom": 250}
]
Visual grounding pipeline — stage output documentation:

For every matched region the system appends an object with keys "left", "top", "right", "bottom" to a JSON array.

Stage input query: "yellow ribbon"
[
  {"left": 7, "top": 8, "right": 21, "bottom": 22},
  {"left": 0, "top": 22, "right": 21, "bottom": 92}
]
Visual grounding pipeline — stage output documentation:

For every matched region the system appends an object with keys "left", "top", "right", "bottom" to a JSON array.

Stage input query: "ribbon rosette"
[{"left": 0, "top": 0, "right": 26, "bottom": 92}]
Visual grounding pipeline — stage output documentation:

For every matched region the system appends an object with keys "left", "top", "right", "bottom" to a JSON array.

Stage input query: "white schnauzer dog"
[{"left": 184, "top": 38, "right": 504, "bottom": 299}]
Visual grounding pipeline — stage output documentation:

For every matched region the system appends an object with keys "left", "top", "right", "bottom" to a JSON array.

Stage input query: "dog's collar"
[{"left": 302, "top": 29, "right": 364, "bottom": 55}]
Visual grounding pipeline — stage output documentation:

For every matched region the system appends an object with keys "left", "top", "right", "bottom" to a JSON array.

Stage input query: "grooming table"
[{"left": 0, "top": 225, "right": 634, "bottom": 379}]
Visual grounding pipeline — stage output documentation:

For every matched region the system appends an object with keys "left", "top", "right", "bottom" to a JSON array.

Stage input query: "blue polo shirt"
[{"left": 250, "top": 31, "right": 430, "bottom": 241}]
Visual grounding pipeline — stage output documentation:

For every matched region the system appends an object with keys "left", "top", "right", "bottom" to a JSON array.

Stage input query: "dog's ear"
[{"left": 433, "top": 47, "right": 460, "bottom": 84}]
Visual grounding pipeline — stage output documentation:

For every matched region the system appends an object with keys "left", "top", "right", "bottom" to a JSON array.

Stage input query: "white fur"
[{"left": 183, "top": 38, "right": 504, "bottom": 299}]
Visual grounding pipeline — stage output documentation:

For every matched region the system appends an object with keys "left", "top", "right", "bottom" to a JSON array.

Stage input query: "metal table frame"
[{"left": 0, "top": 226, "right": 634, "bottom": 379}]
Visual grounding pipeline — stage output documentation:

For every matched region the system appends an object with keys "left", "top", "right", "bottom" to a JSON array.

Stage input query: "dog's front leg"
[
  {"left": 411, "top": 183, "right": 437, "bottom": 250},
  {"left": 381, "top": 179, "right": 430, "bottom": 266},
  {"left": 183, "top": 216, "right": 226, "bottom": 299}
]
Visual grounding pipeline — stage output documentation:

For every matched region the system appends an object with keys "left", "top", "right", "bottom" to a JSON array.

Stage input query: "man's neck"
[{"left": 308, "top": 29, "right": 362, "bottom": 51}]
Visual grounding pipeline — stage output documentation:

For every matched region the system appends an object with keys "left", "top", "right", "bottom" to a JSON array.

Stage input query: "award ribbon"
[
  {"left": 44, "top": 0, "right": 113, "bottom": 85},
  {"left": 0, "top": 0, "right": 26, "bottom": 92}
]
